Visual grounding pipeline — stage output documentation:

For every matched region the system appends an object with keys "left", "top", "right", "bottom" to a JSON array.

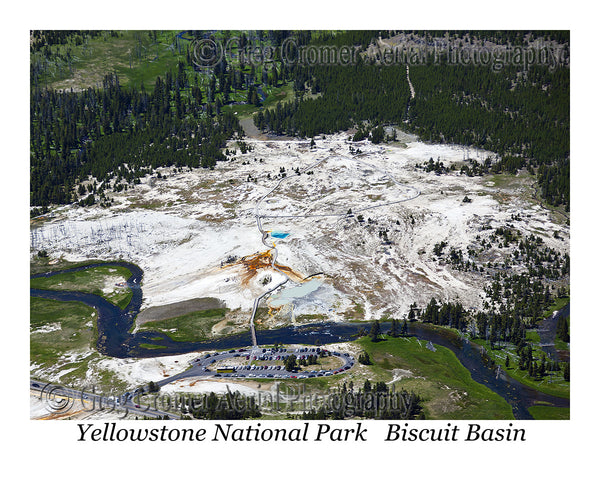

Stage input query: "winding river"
[{"left": 31, "top": 262, "right": 569, "bottom": 419}]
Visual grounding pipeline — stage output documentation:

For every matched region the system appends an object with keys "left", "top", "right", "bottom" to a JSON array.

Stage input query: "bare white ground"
[{"left": 31, "top": 132, "right": 569, "bottom": 320}]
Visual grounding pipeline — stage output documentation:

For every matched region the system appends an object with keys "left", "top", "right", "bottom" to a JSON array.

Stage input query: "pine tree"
[
  {"left": 369, "top": 320, "right": 381, "bottom": 342},
  {"left": 389, "top": 319, "right": 399, "bottom": 337},
  {"left": 408, "top": 304, "right": 416, "bottom": 321},
  {"left": 358, "top": 351, "right": 371, "bottom": 365},
  {"left": 557, "top": 316, "right": 570, "bottom": 343},
  {"left": 284, "top": 354, "right": 297, "bottom": 372},
  {"left": 528, "top": 361, "right": 534, "bottom": 378}
]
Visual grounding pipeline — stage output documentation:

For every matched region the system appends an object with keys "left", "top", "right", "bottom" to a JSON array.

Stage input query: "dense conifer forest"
[
  {"left": 30, "top": 30, "right": 569, "bottom": 211},
  {"left": 30, "top": 70, "right": 243, "bottom": 207},
  {"left": 255, "top": 31, "right": 570, "bottom": 209}
]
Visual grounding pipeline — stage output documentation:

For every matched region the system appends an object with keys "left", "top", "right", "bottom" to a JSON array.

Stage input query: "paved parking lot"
[{"left": 157, "top": 346, "right": 355, "bottom": 387}]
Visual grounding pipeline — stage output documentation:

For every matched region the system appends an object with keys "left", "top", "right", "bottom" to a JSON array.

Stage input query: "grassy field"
[
  {"left": 459, "top": 295, "right": 571, "bottom": 399},
  {"left": 542, "top": 296, "right": 570, "bottom": 318},
  {"left": 555, "top": 317, "right": 570, "bottom": 351},
  {"left": 138, "top": 343, "right": 168, "bottom": 350},
  {"left": 489, "top": 172, "right": 536, "bottom": 205},
  {"left": 548, "top": 296, "right": 570, "bottom": 352},
  {"left": 528, "top": 405, "right": 570, "bottom": 420},
  {"left": 30, "top": 297, "right": 97, "bottom": 367},
  {"left": 221, "top": 83, "right": 295, "bottom": 120},
  {"left": 526, "top": 330, "right": 541, "bottom": 343},
  {"left": 30, "top": 260, "right": 135, "bottom": 386},
  {"left": 30, "top": 296, "right": 134, "bottom": 392},
  {"left": 136, "top": 308, "right": 228, "bottom": 342},
  {"left": 33, "top": 31, "right": 188, "bottom": 91},
  {"left": 354, "top": 335, "right": 514, "bottom": 420},
  {"left": 30, "top": 256, "right": 107, "bottom": 275},
  {"left": 471, "top": 338, "right": 570, "bottom": 399},
  {"left": 490, "top": 172, "right": 534, "bottom": 189},
  {"left": 243, "top": 335, "right": 514, "bottom": 419},
  {"left": 34, "top": 30, "right": 298, "bottom": 117},
  {"left": 502, "top": 360, "right": 569, "bottom": 399},
  {"left": 30, "top": 265, "right": 133, "bottom": 309}
]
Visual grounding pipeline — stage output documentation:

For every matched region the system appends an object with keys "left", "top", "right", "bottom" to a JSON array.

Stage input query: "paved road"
[
  {"left": 30, "top": 345, "right": 355, "bottom": 419},
  {"left": 30, "top": 380, "right": 181, "bottom": 419},
  {"left": 30, "top": 152, "right": 409, "bottom": 419}
]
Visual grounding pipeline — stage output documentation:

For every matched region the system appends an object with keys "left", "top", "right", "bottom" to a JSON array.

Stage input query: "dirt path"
[
  {"left": 407, "top": 65, "right": 415, "bottom": 99},
  {"left": 239, "top": 116, "right": 297, "bottom": 141},
  {"left": 240, "top": 117, "right": 266, "bottom": 140}
]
